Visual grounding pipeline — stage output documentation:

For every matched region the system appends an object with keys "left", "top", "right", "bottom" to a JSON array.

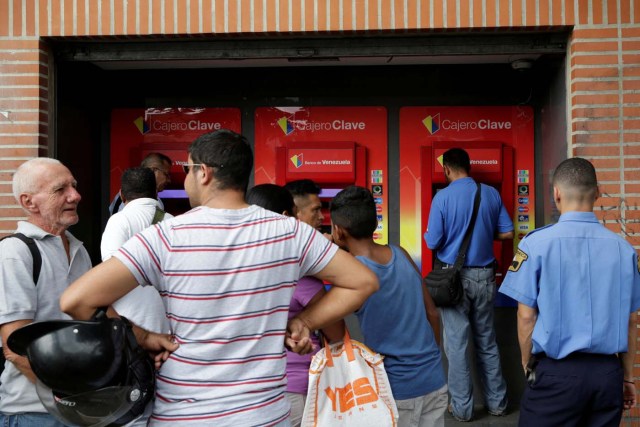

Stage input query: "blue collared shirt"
[
  {"left": 424, "top": 177, "right": 513, "bottom": 266},
  {"left": 499, "top": 211, "right": 640, "bottom": 359}
]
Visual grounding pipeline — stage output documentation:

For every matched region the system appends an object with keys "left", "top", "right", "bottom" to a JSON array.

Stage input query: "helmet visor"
[{"left": 36, "top": 379, "right": 141, "bottom": 427}]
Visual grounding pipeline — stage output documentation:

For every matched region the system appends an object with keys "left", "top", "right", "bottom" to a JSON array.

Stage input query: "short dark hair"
[
  {"left": 121, "top": 167, "right": 157, "bottom": 202},
  {"left": 284, "top": 179, "right": 321, "bottom": 198},
  {"left": 141, "top": 152, "right": 172, "bottom": 168},
  {"left": 246, "top": 184, "right": 295, "bottom": 215},
  {"left": 552, "top": 157, "right": 598, "bottom": 199},
  {"left": 330, "top": 186, "right": 377, "bottom": 239},
  {"left": 188, "top": 129, "right": 253, "bottom": 192},
  {"left": 443, "top": 148, "right": 471, "bottom": 174}
]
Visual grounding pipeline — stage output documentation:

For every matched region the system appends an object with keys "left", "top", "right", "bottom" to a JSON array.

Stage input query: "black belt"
[{"left": 535, "top": 352, "right": 618, "bottom": 361}]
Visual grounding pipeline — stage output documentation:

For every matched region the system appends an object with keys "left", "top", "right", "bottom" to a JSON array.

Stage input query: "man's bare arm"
[
  {"left": 302, "top": 249, "right": 378, "bottom": 330},
  {"left": 60, "top": 258, "right": 179, "bottom": 360},
  {"left": 517, "top": 302, "right": 537, "bottom": 372},
  {"left": 60, "top": 258, "right": 140, "bottom": 320},
  {"left": 496, "top": 231, "right": 514, "bottom": 240},
  {"left": 1, "top": 320, "right": 36, "bottom": 383},
  {"left": 622, "top": 311, "right": 638, "bottom": 409}
]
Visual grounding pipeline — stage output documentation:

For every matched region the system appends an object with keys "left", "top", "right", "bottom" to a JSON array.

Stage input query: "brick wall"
[{"left": 0, "top": 0, "right": 639, "bottom": 417}]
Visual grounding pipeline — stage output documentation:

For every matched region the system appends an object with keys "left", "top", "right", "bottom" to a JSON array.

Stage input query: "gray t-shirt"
[{"left": 0, "top": 221, "right": 92, "bottom": 414}]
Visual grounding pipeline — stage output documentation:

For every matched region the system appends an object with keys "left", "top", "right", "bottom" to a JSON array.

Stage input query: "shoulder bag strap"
[{"left": 452, "top": 182, "right": 482, "bottom": 271}]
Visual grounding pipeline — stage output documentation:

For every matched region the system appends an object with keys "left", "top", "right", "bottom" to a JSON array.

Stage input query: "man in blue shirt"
[
  {"left": 499, "top": 157, "right": 640, "bottom": 426},
  {"left": 424, "top": 148, "right": 513, "bottom": 422},
  {"left": 332, "top": 186, "right": 447, "bottom": 427}
]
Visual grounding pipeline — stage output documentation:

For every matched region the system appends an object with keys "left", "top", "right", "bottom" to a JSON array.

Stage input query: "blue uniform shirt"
[
  {"left": 425, "top": 177, "right": 513, "bottom": 266},
  {"left": 499, "top": 211, "right": 640, "bottom": 359}
]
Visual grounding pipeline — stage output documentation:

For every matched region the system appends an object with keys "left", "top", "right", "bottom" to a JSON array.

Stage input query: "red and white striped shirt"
[{"left": 115, "top": 205, "right": 338, "bottom": 426}]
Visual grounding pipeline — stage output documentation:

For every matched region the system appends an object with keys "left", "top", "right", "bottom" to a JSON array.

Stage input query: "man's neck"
[
  {"left": 200, "top": 188, "right": 249, "bottom": 210},
  {"left": 344, "top": 238, "right": 389, "bottom": 264}
]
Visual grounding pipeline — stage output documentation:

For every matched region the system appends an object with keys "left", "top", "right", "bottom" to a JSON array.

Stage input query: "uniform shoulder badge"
[{"left": 509, "top": 248, "right": 529, "bottom": 272}]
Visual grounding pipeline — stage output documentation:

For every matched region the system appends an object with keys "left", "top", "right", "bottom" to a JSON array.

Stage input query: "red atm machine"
[
  {"left": 275, "top": 141, "right": 367, "bottom": 233},
  {"left": 421, "top": 141, "right": 515, "bottom": 286},
  {"left": 254, "top": 106, "right": 389, "bottom": 243}
]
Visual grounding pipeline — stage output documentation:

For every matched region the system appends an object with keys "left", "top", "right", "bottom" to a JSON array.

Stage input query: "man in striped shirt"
[{"left": 61, "top": 130, "right": 378, "bottom": 427}]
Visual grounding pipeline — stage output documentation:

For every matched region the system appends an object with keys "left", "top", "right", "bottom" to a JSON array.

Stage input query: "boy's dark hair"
[
  {"left": 552, "top": 157, "right": 598, "bottom": 199},
  {"left": 188, "top": 129, "right": 253, "bottom": 192},
  {"left": 442, "top": 148, "right": 471, "bottom": 174},
  {"left": 246, "top": 184, "right": 295, "bottom": 215},
  {"left": 121, "top": 167, "right": 157, "bottom": 202},
  {"left": 330, "top": 186, "right": 377, "bottom": 239},
  {"left": 284, "top": 179, "right": 321, "bottom": 197}
]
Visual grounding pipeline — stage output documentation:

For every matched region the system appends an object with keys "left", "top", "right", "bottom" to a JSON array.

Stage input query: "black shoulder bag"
[{"left": 424, "top": 182, "right": 481, "bottom": 307}]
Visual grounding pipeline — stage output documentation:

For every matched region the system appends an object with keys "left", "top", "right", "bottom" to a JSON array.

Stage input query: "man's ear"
[
  {"left": 553, "top": 186, "right": 561, "bottom": 205},
  {"left": 19, "top": 193, "right": 37, "bottom": 213},
  {"left": 198, "top": 165, "right": 214, "bottom": 185},
  {"left": 332, "top": 224, "right": 346, "bottom": 243}
]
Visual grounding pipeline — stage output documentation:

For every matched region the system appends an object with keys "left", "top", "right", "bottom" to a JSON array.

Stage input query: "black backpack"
[{"left": 0, "top": 233, "right": 41, "bottom": 284}]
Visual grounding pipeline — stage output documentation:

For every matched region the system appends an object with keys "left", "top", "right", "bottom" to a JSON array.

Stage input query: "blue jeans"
[
  {"left": 0, "top": 413, "right": 67, "bottom": 427},
  {"left": 440, "top": 267, "right": 508, "bottom": 421}
]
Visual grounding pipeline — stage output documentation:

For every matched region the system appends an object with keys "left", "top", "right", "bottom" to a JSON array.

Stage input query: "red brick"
[
  {"left": 624, "top": 93, "right": 640, "bottom": 104},
  {"left": 572, "top": 80, "right": 619, "bottom": 92},
  {"left": 625, "top": 170, "right": 640, "bottom": 180},
  {"left": 571, "top": 67, "right": 619, "bottom": 79},
  {"left": 623, "top": 145, "right": 640, "bottom": 155},
  {"left": 572, "top": 54, "right": 620, "bottom": 66},
  {"left": 624, "top": 120, "right": 640, "bottom": 130},
  {"left": 624, "top": 66, "right": 640, "bottom": 77},
  {"left": 574, "top": 120, "right": 619, "bottom": 132},
  {"left": 571, "top": 40, "right": 619, "bottom": 53},
  {"left": 622, "top": 27, "right": 640, "bottom": 38},
  {"left": 573, "top": 28, "right": 619, "bottom": 39},
  {"left": 573, "top": 94, "right": 620, "bottom": 105},
  {"left": 573, "top": 107, "right": 619, "bottom": 119},
  {"left": 575, "top": 145, "right": 619, "bottom": 156},
  {"left": 590, "top": 157, "right": 620, "bottom": 169},
  {"left": 624, "top": 54, "right": 640, "bottom": 65}
]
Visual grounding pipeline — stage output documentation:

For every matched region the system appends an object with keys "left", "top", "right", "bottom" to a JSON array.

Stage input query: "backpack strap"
[
  {"left": 151, "top": 207, "right": 166, "bottom": 225},
  {"left": 0, "top": 233, "right": 42, "bottom": 285}
]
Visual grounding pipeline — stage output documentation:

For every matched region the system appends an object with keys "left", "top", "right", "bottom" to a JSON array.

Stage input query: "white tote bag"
[{"left": 301, "top": 330, "right": 398, "bottom": 427}]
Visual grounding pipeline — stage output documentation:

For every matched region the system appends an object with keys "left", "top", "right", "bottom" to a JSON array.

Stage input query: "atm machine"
[
  {"left": 254, "top": 106, "right": 389, "bottom": 243},
  {"left": 109, "top": 107, "right": 242, "bottom": 216},
  {"left": 275, "top": 141, "right": 367, "bottom": 233}
]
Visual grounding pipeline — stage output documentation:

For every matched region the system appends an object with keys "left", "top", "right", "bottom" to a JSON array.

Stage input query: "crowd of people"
[{"left": 0, "top": 129, "right": 638, "bottom": 427}]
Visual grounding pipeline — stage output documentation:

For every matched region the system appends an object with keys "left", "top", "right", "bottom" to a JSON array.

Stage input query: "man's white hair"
[{"left": 12, "top": 158, "right": 63, "bottom": 203}]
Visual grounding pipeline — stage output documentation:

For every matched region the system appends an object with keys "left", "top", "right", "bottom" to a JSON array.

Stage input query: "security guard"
[{"left": 500, "top": 157, "right": 640, "bottom": 427}]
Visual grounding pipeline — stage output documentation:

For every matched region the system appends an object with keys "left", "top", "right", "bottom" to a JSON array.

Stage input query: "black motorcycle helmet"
[{"left": 7, "top": 309, "right": 155, "bottom": 427}]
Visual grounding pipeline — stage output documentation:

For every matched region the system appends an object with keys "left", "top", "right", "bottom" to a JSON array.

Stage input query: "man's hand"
[
  {"left": 286, "top": 317, "right": 315, "bottom": 355},
  {"left": 624, "top": 381, "right": 637, "bottom": 410},
  {"left": 132, "top": 325, "right": 179, "bottom": 370}
]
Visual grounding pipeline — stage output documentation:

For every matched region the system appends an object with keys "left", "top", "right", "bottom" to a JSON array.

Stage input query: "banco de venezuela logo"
[
  {"left": 290, "top": 153, "right": 303, "bottom": 168},
  {"left": 277, "top": 116, "right": 294, "bottom": 135},
  {"left": 133, "top": 116, "right": 150, "bottom": 134},
  {"left": 422, "top": 113, "right": 440, "bottom": 135}
]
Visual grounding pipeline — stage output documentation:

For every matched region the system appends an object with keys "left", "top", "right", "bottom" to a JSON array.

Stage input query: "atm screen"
[
  {"left": 158, "top": 189, "right": 187, "bottom": 199},
  {"left": 318, "top": 188, "right": 343, "bottom": 198}
]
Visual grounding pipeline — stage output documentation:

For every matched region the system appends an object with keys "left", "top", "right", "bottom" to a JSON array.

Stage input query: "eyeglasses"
[
  {"left": 182, "top": 163, "right": 224, "bottom": 174},
  {"left": 182, "top": 164, "right": 203, "bottom": 174}
]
